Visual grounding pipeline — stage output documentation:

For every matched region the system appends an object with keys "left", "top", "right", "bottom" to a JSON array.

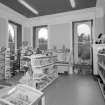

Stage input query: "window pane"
[{"left": 38, "top": 27, "right": 48, "bottom": 50}]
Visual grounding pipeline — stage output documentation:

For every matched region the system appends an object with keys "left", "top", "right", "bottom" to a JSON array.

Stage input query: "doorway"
[{"left": 72, "top": 20, "right": 93, "bottom": 75}]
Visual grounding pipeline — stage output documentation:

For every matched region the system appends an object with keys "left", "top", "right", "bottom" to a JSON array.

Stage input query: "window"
[
  {"left": 8, "top": 23, "right": 17, "bottom": 55},
  {"left": 77, "top": 24, "right": 91, "bottom": 42},
  {"left": 38, "top": 27, "right": 48, "bottom": 50},
  {"left": 8, "top": 24, "right": 15, "bottom": 43},
  {"left": 33, "top": 26, "right": 48, "bottom": 50}
]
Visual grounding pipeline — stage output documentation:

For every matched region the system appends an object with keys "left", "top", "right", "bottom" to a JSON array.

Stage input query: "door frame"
[{"left": 72, "top": 19, "right": 93, "bottom": 74}]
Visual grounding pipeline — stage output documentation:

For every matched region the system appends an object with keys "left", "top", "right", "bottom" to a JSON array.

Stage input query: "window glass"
[
  {"left": 8, "top": 24, "right": 15, "bottom": 42},
  {"left": 38, "top": 27, "right": 48, "bottom": 50}
]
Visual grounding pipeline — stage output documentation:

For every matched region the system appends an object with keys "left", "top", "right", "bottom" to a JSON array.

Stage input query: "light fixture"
[
  {"left": 69, "top": 0, "right": 76, "bottom": 8},
  {"left": 18, "top": 0, "right": 39, "bottom": 15}
]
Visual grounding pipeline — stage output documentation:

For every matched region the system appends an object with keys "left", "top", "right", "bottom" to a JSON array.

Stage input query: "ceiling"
[{"left": 0, "top": 0, "right": 97, "bottom": 18}]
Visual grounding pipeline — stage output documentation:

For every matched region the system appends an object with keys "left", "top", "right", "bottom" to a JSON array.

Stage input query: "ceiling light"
[
  {"left": 18, "top": 0, "right": 39, "bottom": 15},
  {"left": 69, "top": 0, "right": 76, "bottom": 8}
]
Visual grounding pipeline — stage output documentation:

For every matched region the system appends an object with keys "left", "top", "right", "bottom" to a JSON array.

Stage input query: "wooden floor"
[{"left": 43, "top": 75, "right": 105, "bottom": 105}]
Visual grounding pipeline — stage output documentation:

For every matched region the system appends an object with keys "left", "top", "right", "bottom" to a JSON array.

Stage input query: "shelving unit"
[
  {"left": 32, "top": 55, "right": 58, "bottom": 90},
  {"left": 97, "top": 48, "right": 105, "bottom": 100},
  {"left": 98, "top": 79, "right": 105, "bottom": 99},
  {"left": 10, "top": 49, "right": 19, "bottom": 73},
  {"left": 5, "top": 49, "right": 12, "bottom": 79},
  {"left": 5, "top": 49, "right": 19, "bottom": 79},
  {"left": 20, "top": 57, "right": 28, "bottom": 73},
  {"left": 98, "top": 70, "right": 105, "bottom": 84},
  {"left": 54, "top": 50, "right": 70, "bottom": 74},
  {"left": 0, "top": 48, "right": 17, "bottom": 80},
  {"left": 93, "top": 44, "right": 105, "bottom": 75},
  {"left": 20, "top": 54, "right": 58, "bottom": 91},
  {"left": 0, "top": 52, "right": 5, "bottom": 80},
  {"left": 98, "top": 63, "right": 105, "bottom": 71}
]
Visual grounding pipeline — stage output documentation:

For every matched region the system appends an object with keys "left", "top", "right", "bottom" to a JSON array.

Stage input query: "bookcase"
[{"left": 97, "top": 45, "right": 105, "bottom": 99}]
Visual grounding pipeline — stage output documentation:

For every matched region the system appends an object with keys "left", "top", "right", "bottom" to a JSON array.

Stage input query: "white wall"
[
  {"left": 0, "top": 1, "right": 104, "bottom": 75},
  {"left": 22, "top": 26, "right": 33, "bottom": 46},
  {"left": 0, "top": 3, "right": 27, "bottom": 25},
  {"left": 1, "top": 2, "right": 104, "bottom": 75},
  {"left": 0, "top": 3, "right": 28, "bottom": 47},
  {"left": 27, "top": 7, "right": 96, "bottom": 49},
  {"left": 49, "top": 23, "right": 70, "bottom": 49},
  {"left": 0, "top": 2, "right": 103, "bottom": 49},
  {"left": 96, "top": 0, "right": 105, "bottom": 39},
  {"left": 26, "top": 7, "right": 97, "bottom": 74},
  {"left": 0, "top": 17, "right": 8, "bottom": 47}
]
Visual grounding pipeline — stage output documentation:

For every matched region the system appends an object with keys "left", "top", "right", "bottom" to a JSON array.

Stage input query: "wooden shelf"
[
  {"left": 97, "top": 46, "right": 105, "bottom": 100},
  {"left": 39, "top": 75, "right": 58, "bottom": 91},
  {"left": 32, "top": 63, "right": 55, "bottom": 68},
  {"left": 47, "top": 71, "right": 57, "bottom": 76},
  {"left": 35, "top": 71, "right": 57, "bottom": 80},
  {"left": 31, "top": 55, "right": 57, "bottom": 59},
  {"left": 98, "top": 70, "right": 105, "bottom": 84},
  {"left": 98, "top": 79, "right": 105, "bottom": 100},
  {"left": 98, "top": 63, "right": 105, "bottom": 71},
  {"left": 34, "top": 74, "right": 47, "bottom": 80}
]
